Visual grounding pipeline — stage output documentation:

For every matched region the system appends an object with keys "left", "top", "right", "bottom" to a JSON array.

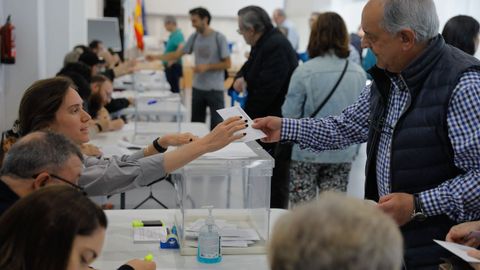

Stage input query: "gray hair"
[
  {"left": 274, "top": 8, "right": 286, "bottom": 18},
  {"left": 164, "top": 15, "right": 177, "bottom": 25},
  {"left": 238, "top": 6, "right": 273, "bottom": 34},
  {"left": 0, "top": 132, "right": 83, "bottom": 178},
  {"left": 269, "top": 192, "right": 403, "bottom": 270},
  {"left": 381, "top": 0, "right": 439, "bottom": 42}
]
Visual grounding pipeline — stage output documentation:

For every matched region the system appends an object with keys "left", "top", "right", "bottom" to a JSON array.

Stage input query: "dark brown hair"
[
  {"left": 307, "top": 12, "right": 350, "bottom": 59},
  {"left": 17, "top": 77, "right": 74, "bottom": 136},
  {"left": 0, "top": 185, "right": 107, "bottom": 270}
]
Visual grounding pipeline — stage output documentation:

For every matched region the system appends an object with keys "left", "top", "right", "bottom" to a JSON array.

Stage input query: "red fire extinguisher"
[{"left": 0, "top": 15, "right": 16, "bottom": 64}]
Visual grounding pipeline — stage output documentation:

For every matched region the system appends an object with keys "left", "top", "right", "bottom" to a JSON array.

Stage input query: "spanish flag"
[{"left": 133, "top": 0, "right": 144, "bottom": 51}]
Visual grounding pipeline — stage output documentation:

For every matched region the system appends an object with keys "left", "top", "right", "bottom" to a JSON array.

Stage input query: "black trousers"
[
  {"left": 165, "top": 63, "right": 182, "bottom": 93},
  {"left": 191, "top": 88, "right": 224, "bottom": 130},
  {"left": 259, "top": 141, "right": 292, "bottom": 209}
]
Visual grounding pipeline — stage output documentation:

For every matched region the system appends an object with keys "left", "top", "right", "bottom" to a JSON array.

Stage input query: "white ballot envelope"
[
  {"left": 217, "top": 106, "right": 267, "bottom": 142},
  {"left": 434, "top": 240, "right": 480, "bottom": 263}
]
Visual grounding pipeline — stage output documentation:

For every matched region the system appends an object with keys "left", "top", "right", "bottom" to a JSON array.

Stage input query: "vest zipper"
[{"left": 388, "top": 74, "right": 412, "bottom": 192}]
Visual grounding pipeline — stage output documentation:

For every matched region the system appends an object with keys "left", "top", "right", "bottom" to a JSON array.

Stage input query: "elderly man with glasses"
[{"left": 0, "top": 131, "right": 84, "bottom": 215}]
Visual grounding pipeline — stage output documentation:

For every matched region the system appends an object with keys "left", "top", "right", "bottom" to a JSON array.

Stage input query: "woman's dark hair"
[
  {"left": 59, "top": 71, "right": 91, "bottom": 101},
  {"left": 58, "top": 62, "right": 92, "bottom": 83},
  {"left": 442, "top": 15, "right": 480, "bottom": 55},
  {"left": 17, "top": 77, "right": 74, "bottom": 136},
  {"left": 189, "top": 7, "right": 211, "bottom": 25},
  {"left": 307, "top": 12, "right": 350, "bottom": 59},
  {"left": 0, "top": 185, "right": 107, "bottom": 270}
]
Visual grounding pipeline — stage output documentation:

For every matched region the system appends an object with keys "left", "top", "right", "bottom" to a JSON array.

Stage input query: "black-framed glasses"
[{"left": 32, "top": 173, "right": 87, "bottom": 196}]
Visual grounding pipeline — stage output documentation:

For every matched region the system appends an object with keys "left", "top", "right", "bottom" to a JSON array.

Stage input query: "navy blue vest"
[{"left": 366, "top": 35, "right": 480, "bottom": 269}]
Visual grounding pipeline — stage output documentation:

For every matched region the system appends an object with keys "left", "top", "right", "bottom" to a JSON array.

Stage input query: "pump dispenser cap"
[{"left": 202, "top": 205, "right": 214, "bottom": 225}]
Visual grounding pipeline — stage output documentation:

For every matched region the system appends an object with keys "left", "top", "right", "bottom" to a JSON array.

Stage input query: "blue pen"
[{"left": 147, "top": 99, "right": 157, "bottom": 105}]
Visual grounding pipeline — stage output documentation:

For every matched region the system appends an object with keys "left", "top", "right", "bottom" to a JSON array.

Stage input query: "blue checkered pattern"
[{"left": 281, "top": 70, "right": 480, "bottom": 222}]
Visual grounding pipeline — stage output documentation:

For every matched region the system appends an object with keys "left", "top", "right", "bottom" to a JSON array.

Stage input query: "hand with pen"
[{"left": 446, "top": 220, "right": 480, "bottom": 267}]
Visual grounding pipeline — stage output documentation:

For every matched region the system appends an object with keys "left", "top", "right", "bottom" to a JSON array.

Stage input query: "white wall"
[{"left": 0, "top": 0, "right": 89, "bottom": 131}]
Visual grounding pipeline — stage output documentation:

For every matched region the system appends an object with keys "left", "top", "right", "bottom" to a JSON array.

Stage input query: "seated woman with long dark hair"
[
  {"left": 3, "top": 77, "right": 246, "bottom": 196},
  {"left": 0, "top": 185, "right": 155, "bottom": 270}
]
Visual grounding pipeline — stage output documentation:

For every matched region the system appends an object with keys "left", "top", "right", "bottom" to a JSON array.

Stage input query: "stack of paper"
[
  {"left": 185, "top": 218, "right": 260, "bottom": 248},
  {"left": 132, "top": 226, "right": 167, "bottom": 243}
]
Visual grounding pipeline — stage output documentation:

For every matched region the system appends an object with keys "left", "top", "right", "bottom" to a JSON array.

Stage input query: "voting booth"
[{"left": 171, "top": 141, "right": 274, "bottom": 255}]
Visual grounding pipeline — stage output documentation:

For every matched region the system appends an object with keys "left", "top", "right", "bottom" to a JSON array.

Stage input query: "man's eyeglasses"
[{"left": 32, "top": 173, "right": 87, "bottom": 196}]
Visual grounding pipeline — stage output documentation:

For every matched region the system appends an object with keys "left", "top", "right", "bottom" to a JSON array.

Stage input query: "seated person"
[
  {"left": 89, "top": 74, "right": 125, "bottom": 131},
  {"left": 0, "top": 185, "right": 155, "bottom": 270},
  {"left": 8, "top": 77, "right": 246, "bottom": 196},
  {"left": 0, "top": 131, "right": 83, "bottom": 216},
  {"left": 90, "top": 39, "right": 126, "bottom": 70},
  {"left": 269, "top": 192, "right": 403, "bottom": 270},
  {"left": 80, "top": 49, "right": 137, "bottom": 81},
  {"left": 63, "top": 44, "right": 89, "bottom": 66}
]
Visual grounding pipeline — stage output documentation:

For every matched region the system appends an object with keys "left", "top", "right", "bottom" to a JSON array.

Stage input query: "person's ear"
[
  {"left": 399, "top": 29, "right": 416, "bottom": 51},
  {"left": 32, "top": 172, "right": 51, "bottom": 190}
]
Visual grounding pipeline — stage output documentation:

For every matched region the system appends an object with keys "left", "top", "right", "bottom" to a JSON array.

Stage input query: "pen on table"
[{"left": 147, "top": 99, "right": 157, "bottom": 105}]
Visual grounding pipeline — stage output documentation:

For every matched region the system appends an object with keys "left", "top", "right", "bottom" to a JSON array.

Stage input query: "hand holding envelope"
[{"left": 217, "top": 107, "right": 267, "bottom": 142}]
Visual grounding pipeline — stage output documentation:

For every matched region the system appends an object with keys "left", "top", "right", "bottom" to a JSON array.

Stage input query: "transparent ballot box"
[{"left": 172, "top": 141, "right": 274, "bottom": 255}]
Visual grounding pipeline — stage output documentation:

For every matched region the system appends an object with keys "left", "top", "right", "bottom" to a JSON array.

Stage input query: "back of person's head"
[
  {"left": 17, "top": 77, "right": 74, "bottom": 136},
  {"left": 442, "top": 15, "right": 480, "bottom": 55},
  {"left": 57, "top": 72, "right": 91, "bottom": 102},
  {"left": 0, "top": 131, "right": 83, "bottom": 179},
  {"left": 0, "top": 185, "right": 107, "bottom": 270},
  {"left": 308, "top": 12, "right": 350, "bottom": 59},
  {"left": 89, "top": 40, "right": 102, "bottom": 50},
  {"left": 79, "top": 49, "right": 104, "bottom": 68},
  {"left": 58, "top": 62, "right": 92, "bottom": 83},
  {"left": 238, "top": 6, "right": 274, "bottom": 34},
  {"left": 63, "top": 45, "right": 89, "bottom": 66},
  {"left": 189, "top": 7, "right": 211, "bottom": 25},
  {"left": 269, "top": 192, "right": 403, "bottom": 270},
  {"left": 164, "top": 15, "right": 177, "bottom": 25},
  {"left": 380, "top": 0, "right": 439, "bottom": 43}
]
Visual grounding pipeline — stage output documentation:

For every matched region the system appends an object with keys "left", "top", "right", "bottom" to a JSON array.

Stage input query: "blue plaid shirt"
[{"left": 281, "top": 70, "right": 480, "bottom": 222}]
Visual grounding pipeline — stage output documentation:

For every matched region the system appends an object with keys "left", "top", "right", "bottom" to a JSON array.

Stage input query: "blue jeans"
[{"left": 191, "top": 88, "right": 224, "bottom": 130}]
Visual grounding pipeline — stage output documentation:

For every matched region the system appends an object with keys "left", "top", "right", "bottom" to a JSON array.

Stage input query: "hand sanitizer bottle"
[{"left": 197, "top": 206, "right": 222, "bottom": 264}]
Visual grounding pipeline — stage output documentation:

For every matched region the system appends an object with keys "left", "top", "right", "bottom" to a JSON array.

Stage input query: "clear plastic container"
[{"left": 172, "top": 141, "right": 273, "bottom": 255}]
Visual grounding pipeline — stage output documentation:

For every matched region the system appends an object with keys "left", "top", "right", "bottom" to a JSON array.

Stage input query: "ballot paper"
[
  {"left": 216, "top": 106, "right": 267, "bottom": 142},
  {"left": 434, "top": 240, "right": 480, "bottom": 263},
  {"left": 133, "top": 226, "right": 167, "bottom": 243},
  {"left": 185, "top": 218, "right": 261, "bottom": 248},
  {"left": 202, "top": 142, "right": 257, "bottom": 159}
]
